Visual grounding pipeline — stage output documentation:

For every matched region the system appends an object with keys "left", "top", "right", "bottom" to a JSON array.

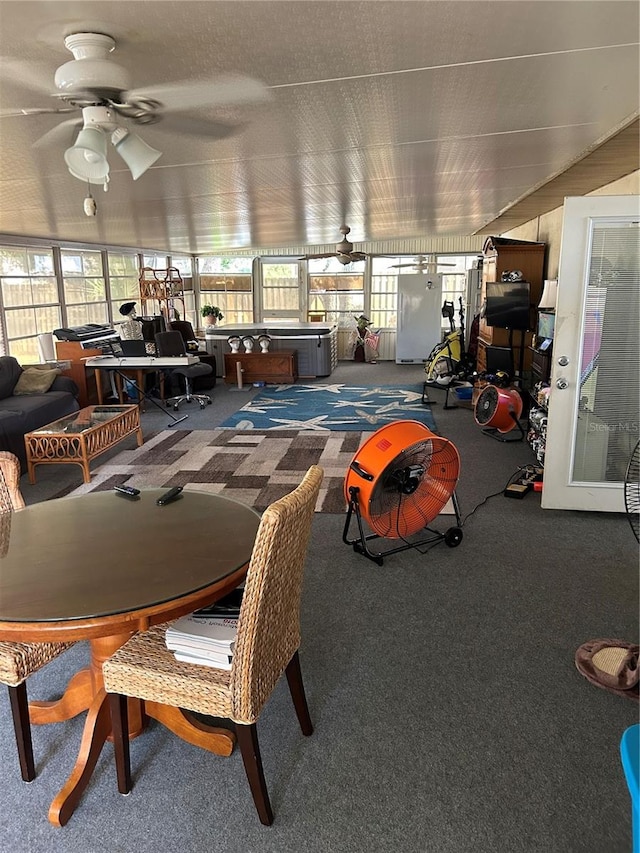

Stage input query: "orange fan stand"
[
  {"left": 474, "top": 385, "right": 525, "bottom": 442},
  {"left": 342, "top": 420, "right": 463, "bottom": 565}
]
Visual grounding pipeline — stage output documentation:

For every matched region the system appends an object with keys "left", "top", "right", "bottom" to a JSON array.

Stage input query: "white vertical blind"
[{"left": 573, "top": 222, "right": 640, "bottom": 482}]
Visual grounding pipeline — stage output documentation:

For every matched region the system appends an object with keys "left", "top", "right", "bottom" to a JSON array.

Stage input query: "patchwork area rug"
[
  {"left": 219, "top": 383, "right": 437, "bottom": 432},
  {"left": 56, "top": 429, "right": 375, "bottom": 513}
]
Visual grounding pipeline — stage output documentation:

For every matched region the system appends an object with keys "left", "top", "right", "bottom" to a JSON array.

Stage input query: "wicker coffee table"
[{"left": 25, "top": 404, "right": 143, "bottom": 484}]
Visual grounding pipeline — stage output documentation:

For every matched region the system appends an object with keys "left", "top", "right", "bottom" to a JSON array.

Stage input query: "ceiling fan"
[
  {"left": 388, "top": 255, "right": 456, "bottom": 272},
  {"left": 299, "top": 225, "right": 368, "bottom": 266},
  {"left": 1, "top": 32, "right": 270, "bottom": 185}
]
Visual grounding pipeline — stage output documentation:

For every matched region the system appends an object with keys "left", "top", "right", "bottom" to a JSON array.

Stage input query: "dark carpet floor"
[{"left": 3, "top": 360, "right": 638, "bottom": 853}]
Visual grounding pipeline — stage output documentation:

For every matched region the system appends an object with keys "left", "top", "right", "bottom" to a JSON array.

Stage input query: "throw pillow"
[{"left": 13, "top": 367, "right": 61, "bottom": 395}]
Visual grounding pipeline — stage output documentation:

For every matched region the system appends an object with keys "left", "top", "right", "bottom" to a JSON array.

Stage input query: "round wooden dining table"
[{"left": 0, "top": 489, "right": 261, "bottom": 827}]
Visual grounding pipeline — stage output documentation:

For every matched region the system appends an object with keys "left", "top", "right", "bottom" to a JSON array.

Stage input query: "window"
[
  {"left": 439, "top": 256, "right": 475, "bottom": 333},
  {"left": 169, "top": 256, "right": 195, "bottom": 326},
  {"left": 370, "top": 258, "right": 398, "bottom": 328},
  {"left": 198, "top": 257, "right": 253, "bottom": 324},
  {"left": 260, "top": 261, "right": 302, "bottom": 319},
  {"left": 61, "top": 249, "right": 107, "bottom": 327},
  {"left": 0, "top": 246, "right": 61, "bottom": 363},
  {"left": 108, "top": 252, "right": 140, "bottom": 321},
  {"left": 142, "top": 253, "right": 168, "bottom": 269},
  {"left": 308, "top": 258, "right": 364, "bottom": 327},
  {"left": 370, "top": 255, "right": 476, "bottom": 332}
]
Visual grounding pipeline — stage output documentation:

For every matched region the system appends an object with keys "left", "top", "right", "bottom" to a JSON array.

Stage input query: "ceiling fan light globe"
[
  {"left": 64, "top": 127, "right": 109, "bottom": 181},
  {"left": 67, "top": 167, "right": 108, "bottom": 186},
  {"left": 111, "top": 127, "right": 161, "bottom": 179}
]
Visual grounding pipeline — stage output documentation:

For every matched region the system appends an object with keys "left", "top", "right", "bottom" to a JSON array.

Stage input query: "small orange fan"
[
  {"left": 474, "top": 385, "right": 525, "bottom": 441},
  {"left": 343, "top": 421, "right": 462, "bottom": 563}
]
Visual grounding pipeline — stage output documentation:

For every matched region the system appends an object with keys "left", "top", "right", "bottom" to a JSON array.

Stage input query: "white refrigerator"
[{"left": 395, "top": 274, "right": 443, "bottom": 363}]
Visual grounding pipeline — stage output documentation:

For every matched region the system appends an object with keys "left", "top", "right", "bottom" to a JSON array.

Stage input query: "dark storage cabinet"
[{"left": 477, "top": 237, "right": 546, "bottom": 375}]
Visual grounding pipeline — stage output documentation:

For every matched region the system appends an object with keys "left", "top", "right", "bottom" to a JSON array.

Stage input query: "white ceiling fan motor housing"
[
  {"left": 81, "top": 105, "right": 117, "bottom": 132},
  {"left": 54, "top": 33, "right": 130, "bottom": 97}
]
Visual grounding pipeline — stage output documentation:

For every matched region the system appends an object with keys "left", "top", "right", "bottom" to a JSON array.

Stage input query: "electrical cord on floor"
[
  {"left": 459, "top": 464, "right": 537, "bottom": 527},
  {"left": 382, "top": 463, "right": 542, "bottom": 551}
]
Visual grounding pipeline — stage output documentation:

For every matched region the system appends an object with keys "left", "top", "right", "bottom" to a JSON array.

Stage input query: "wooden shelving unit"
[
  {"left": 477, "top": 237, "right": 546, "bottom": 375},
  {"left": 138, "top": 266, "right": 185, "bottom": 322}
]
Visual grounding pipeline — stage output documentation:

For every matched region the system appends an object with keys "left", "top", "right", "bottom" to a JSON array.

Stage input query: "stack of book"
[{"left": 165, "top": 588, "right": 243, "bottom": 670}]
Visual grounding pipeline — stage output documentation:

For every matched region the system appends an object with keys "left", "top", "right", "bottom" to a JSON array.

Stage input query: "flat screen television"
[
  {"left": 537, "top": 311, "right": 555, "bottom": 341},
  {"left": 484, "top": 281, "right": 531, "bottom": 330}
]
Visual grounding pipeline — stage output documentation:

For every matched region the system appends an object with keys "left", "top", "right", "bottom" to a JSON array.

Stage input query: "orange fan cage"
[
  {"left": 344, "top": 420, "right": 460, "bottom": 538},
  {"left": 474, "top": 385, "right": 523, "bottom": 433}
]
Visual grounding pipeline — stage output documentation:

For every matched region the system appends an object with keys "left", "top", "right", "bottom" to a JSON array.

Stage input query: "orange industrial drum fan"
[
  {"left": 474, "top": 385, "right": 525, "bottom": 442},
  {"left": 342, "top": 420, "right": 463, "bottom": 565}
]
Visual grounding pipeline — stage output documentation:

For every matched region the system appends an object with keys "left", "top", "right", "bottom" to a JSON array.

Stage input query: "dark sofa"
[{"left": 0, "top": 356, "right": 80, "bottom": 471}]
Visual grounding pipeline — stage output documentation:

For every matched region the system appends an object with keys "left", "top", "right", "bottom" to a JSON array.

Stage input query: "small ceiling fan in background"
[
  {"left": 387, "top": 255, "right": 456, "bottom": 272},
  {"left": 1, "top": 31, "right": 270, "bottom": 186},
  {"left": 299, "top": 225, "right": 368, "bottom": 266}
]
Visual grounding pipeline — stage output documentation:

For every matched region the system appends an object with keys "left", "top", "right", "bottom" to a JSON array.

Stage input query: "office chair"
[
  {"left": 169, "top": 320, "right": 198, "bottom": 346},
  {"left": 0, "top": 452, "right": 74, "bottom": 781},
  {"left": 103, "top": 465, "right": 324, "bottom": 825},
  {"left": 169, "top": 321, "right": 217, "bottom": 390},
  {"left": 154, "top": 331, "right": 213, "bottom": 411}
]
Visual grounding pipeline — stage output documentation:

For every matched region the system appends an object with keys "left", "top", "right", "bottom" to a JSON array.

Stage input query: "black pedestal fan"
[
  {"left": 625, "top": 438, "right": 640, "bottom": 542},
  {"left": 342, "top": 420, "right": 463, "bottom": 565}
]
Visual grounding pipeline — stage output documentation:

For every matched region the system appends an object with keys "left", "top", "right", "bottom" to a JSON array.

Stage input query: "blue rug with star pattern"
[{"left": 220, "top": 384, "right": 437, "bottom": 432}]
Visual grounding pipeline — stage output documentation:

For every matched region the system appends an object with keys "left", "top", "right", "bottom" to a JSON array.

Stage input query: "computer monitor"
[
  {"left": 537, "top": 311, "right": 555, "bottom": 341},
  {"left": 120, "top": 339, "right": 147, "bottom": 357}
]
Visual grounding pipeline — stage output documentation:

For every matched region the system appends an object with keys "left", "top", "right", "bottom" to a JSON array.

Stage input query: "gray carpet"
[{"left": 3, "top": 360, "right": 638, "bottom": 852}]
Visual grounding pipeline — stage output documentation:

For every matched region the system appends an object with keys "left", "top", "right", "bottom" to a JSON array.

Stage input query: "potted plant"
[{"left": 200, "top": 305, "right": 224, "bottom": 326}]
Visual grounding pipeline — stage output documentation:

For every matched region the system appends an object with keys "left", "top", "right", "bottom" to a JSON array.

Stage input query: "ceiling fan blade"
[
  {"left": 33, "top": 118, "right": 82, "bottom": 149},
  {"left": 0, "top": 106, "right": 76, "bottom": 118},
  {"left": 390, "top": 261, "right": 456, "bottom": 269},
  {"left": 349, "top": 252, "right": 368, "bottom": 261},
  {"left": 157, "top": 114, "right": 239, "bottom": 139},
  {"left": 126, "top": 74, "right": 271, "bottom": 113},
  {"left": 299, "top": 253, "right": 338, "bottom": 260}
]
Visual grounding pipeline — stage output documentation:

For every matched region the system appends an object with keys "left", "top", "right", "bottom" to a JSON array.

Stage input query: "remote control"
[
  {"left": 156, "top": 486, "right": 183, "bottom": 506},
  {"left": 114, "top": 485, "right": 140, "bottom": 499}
]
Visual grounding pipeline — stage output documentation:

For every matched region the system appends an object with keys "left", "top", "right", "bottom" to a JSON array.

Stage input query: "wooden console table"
[{"left": 224, "top": 350, "right": 298, "bottom": 385}]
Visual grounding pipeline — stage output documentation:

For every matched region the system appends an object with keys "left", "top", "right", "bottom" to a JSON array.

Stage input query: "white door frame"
[{"left": 542, "top": 194, "right": 639, "bottom": 511}]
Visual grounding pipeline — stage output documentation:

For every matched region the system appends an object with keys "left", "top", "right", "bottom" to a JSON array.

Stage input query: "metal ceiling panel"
[{"left": 0, "top": 1, "right": 637, "bottom": 254}]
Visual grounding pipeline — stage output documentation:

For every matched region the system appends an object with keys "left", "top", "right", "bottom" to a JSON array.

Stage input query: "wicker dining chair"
[
  {"left": 103, "top": 464, "right": 324, "bottom": 825},
  {"left": 0, "top": 451, "right": 74, "bottom": 782}
]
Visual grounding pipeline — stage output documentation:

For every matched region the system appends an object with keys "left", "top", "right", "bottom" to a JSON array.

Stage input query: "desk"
[
  {"left": 0, "top": 490, "right": 260, "bottom": 826},
  {"left": 85, "top": 355, "right": 203, "bottom": 406}
]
